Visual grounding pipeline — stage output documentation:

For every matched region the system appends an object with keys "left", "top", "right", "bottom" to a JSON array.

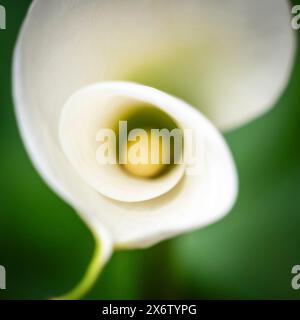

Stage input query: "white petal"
[{"left": 14, "top": 0, "right": 295, "bottom": 131}]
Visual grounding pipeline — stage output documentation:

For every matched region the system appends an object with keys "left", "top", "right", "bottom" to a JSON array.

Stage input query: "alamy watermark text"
[
  {"left": 0, "top": 265, "right": 5, "bottom": 290},
  {"left": 0, "top": 5, "right": 6, "bottom": 30}
]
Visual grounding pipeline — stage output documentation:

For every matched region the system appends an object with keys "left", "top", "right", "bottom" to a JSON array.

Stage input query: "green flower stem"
[{"left": 52, "top": 238, "right": 104, "bottom": 300}]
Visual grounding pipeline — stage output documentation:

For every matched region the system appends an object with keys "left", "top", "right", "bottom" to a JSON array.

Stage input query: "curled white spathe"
[
  {"left": 56, "top": 81, "right": 237, "bottom": 247},
  {"left": 59, "top": 82, "right": 187, "bottom": 203},
  {"left": 13, "top": 0, "right": 295, "bottom": 297}
]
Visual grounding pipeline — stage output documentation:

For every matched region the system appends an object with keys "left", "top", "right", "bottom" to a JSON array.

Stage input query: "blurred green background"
[{"left": 1, "top": 0, "right": 300, "bottom": 300}]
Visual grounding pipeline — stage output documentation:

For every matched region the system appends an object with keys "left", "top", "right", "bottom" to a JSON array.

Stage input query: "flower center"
[
  {"left": 59, "top": 82, "right": 186, "bottom": 202},
  {"left": 122, "top": 129, "right": 167, "bottom": 179},
  {"left": 114, "top": 105, "right": 181, "bottom": 180}
]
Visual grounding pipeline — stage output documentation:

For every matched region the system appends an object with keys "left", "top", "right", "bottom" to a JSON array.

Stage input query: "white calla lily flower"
[{"left": 13, "top": 0, "right": 295, "bottom": 299}]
